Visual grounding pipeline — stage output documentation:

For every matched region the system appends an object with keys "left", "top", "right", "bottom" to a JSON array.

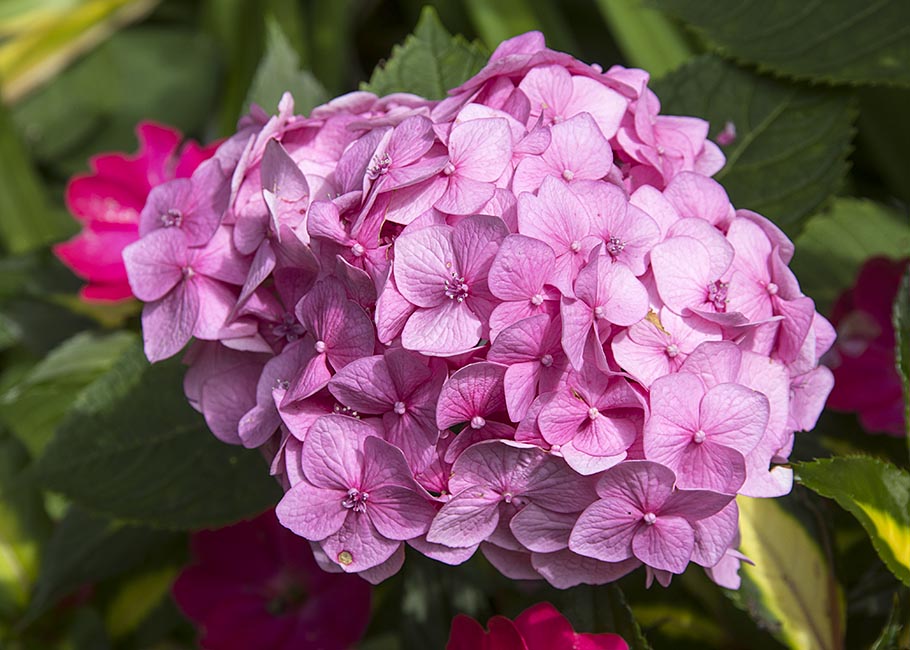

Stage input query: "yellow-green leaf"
[
  {"left": 798, "top": 456, "right": 910, "bottom": 587},
  {"left": 736, "top": 495, "right": 845, "bottom": 650},
  {"left": 104, "top": 564, "right": 179, "bottom": 639}
]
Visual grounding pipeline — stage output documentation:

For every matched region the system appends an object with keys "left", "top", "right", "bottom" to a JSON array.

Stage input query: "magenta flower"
[
  {"left": 55, "top": 122, "right": 217, "bottom": 301},
  {"left": 277, "top": 415, "right": 436, "bottom": 575},
  {"left": 644, "top": 372, "right": 770, "bottom": 493},
  {"left": 172, "top": 508, "right": 371, "bottom": 650},
  {"left": 826, "top": 256, "right": 908, "bottom": 436},
  {"left": 569, "top": 460, "right": 733, "bottom": 574},
  {"left": 447, "top": 601, "right": 628, "bottom": 650},
  {"left": 394, "top": 215, "right": 509, "bottom": 355}
]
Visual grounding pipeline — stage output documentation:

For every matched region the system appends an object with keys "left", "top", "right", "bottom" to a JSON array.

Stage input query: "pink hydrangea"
[
  {"left": 55, "top": 122, "right": 218, "bottom": 301},
  {"left": 124, "top": 32, "right": 835, "bottom": 589}
]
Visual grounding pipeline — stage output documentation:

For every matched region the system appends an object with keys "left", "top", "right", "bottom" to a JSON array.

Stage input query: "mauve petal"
[
  {"left": 699, "top": 383, "right": 768, "bottom": 454},
  {"left": 402, "top": 301, "right": 483, "bottom": 356},
  {"left": 435, "top": 176, "right": 496, "bottom": 215},
  {"left": 123, "top": 227, "right": 187, "bottom": 301},
  {"left": 436, "top": 362, "right": 507, "bottom": 429},
  {"left": 481, "top": 544, "right": 542, "bottom": 581},
  {"left": 394, "top": 225, "right": 455, "bottom": 307},
  {"left": 426, "top": 489, "right": 501, "bottom": 547},
  {"left": 318, "top": 514, "right": 401, "bottom": 573},
  {"left": 300, "top": 415, "right": 371, "bottom": 489},
  {"left": 141, "top": 280, "right": 198, "bottom": 362},
  {"left": 368, "top": 484, "right": 435, "bottom": 540},
  {"left": 660, "top": 488, "right": 733, "bottom": 520},
  {"left": 489, "top": 235, "right": 555, "bottom": 300},
  {"left": 692, "top": 500, "right": 738, "bottom": 568},
  {"left": 356, "top": 543, "right": 406, "bottom": 584},
  {"left": 448, "top": 118, "right": 512, "bottom": 182},
  {"left": 276, "top": 480, "right": 349, "bottom": 541},
  {"left": 452, "top": 214, "right": 510, "bottom": 284},
  {"left": 328, "top": 355, "right": 396, "bottom": 413},
  {"left": 569, "top": 500, "right": 638, "bottom": 563},
  {"left": 632, "top": 516, "right": 694, "bottom": 573},
  {"left": 510, "top": 505, "right": 574, "bottom": 553},
  {"left": 674, "top": 441, "right": 747, "bottom": 493}
]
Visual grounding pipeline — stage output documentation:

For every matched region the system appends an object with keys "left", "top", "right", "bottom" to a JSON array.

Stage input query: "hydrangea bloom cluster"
[{"left": 123, "top": 32, "right": 835, "bottom": 588}]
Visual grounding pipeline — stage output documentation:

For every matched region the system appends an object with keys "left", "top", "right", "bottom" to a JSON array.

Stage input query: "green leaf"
[
  {"left": 652, "top": 55, "right": 855, "bottom": 234},
  {"left": 870, "top": 588, "right": 910, "bottom": 650},
  {"left": 0, "top": 331, "right": 137, "bottom": 457},
  {"left": 652, "top": 0, "right": 910, "bottom": 87},
  {"left": 103, "top": 563, "right": 179, "bottom": 639},
  {"left": 596, "top": 0, "right": 695, "bottom": 79},
  {"left": 243, "top": 17, "right": 327, "bottom": 116},
  {"left": 24, "top": 507, "right": 180, "bottom": 621},
  {"left": 13, "top": 27, "right": 219, "bottom": 178},
  {"left": 463, "top": 0, "right": 578, "bottom": 53},
  {"left": 34, "top": 343, "right": 280, "bottom": 528},
  {"left": 789, "top": 198, "right": 910, "bottom": 314},
  {"left": 894, "top": 266, "right": 910, "bottom": 447},
  {"left": 734, "top": 494, "right": 845, "bottom": 650},
  {"left": 0, "top": 430, "right": 51, "bottom": 619},
  {"left": 363, "top": 6, "right": 488, "bottom": 100},
  {"left": 0, "top": 100, "right": 73, "bottom": 254},
  {"left": 798, "top": 457, "right": 910, "bottom": 587}
]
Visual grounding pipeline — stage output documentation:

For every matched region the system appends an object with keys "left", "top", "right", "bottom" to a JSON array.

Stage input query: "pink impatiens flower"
[
  {"left": 447, "top": 602, "right": 628, "bottom": 650},
  {"left": 55, "top": 122, "right": 217, "bottom": 301},
  {"left": 825, "top": 256, "right": 909, "bottom": 436},
  {"left": 276, "top": 415, "right": 436, "bottom": 575},
  {"left": 171, "top": 508, "right": 371, "bottom": 650}
]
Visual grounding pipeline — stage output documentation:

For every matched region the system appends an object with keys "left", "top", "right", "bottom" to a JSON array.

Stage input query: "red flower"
[
  {"left": 826, "top": 256, "right": 909, "bottom": 436},
  {"left": 53, "top": 122, "right": 217, "bottom": 302},
  {"left": 172, "top": 509, "right": 372, "bottom": 650},
  {"left": 447, "top": 602, "right": 628, "bottom": 650}
]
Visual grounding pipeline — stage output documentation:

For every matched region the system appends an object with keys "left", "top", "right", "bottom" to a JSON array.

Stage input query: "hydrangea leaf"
[
  {"left": 653, "top": 55, "right": 855, "bottom": 235},
  {"left": 790, "top": 199, "right": 910, "bottom": 313},
  {"left": 0, "top": 331, "right": 137, "bottom": 458},
  {"left": 869, "top": 589, "right": 910, "bottom": 650},
  {"left": 653, "top": 0, "right": 910, "bottom": 87},
  {"left": 34, "top": 343, "right": 281, "bottom": 529},
  {"left": 243, "top": 17, "right": 327, "bottom": 116},
  {"left": 798, "top": 456, "right": 910, "bottom": 587},
  {"left": 0, "top": 102, "right": 74, "bottom": 254},
  {"left": 24, "top": 507, "right": 180, "bottom": 622},
  {"left": 104, "top": 563, "right": 180, "bottom": 639},
  {"left": 363, "top": 6, "right": 488, "bottom": 100},
  {"left": 734, "top": 495, "right": 845, "bottom": 650},
  {"left": 894, "top": 266, "right": 910, "bottom": 448},
  {"left": 0, "top": 429, "right": 51, "bottom": 619}
]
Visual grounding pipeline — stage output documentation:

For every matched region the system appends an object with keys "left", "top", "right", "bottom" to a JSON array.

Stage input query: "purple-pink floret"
[{"left": 123, "top": 31, "right": 835, "bottom": 591}]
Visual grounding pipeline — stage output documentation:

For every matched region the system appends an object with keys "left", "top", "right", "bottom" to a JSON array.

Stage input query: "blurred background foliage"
[{"left": 0, "top": 1, "right": 908, "bottom": 649}]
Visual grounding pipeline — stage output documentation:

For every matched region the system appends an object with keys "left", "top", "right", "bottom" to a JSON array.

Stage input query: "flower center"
[
  {"left": 665, "top": 343, "right": 679, "bottom": 358},
  {"left": 161, "top": 208, "right": 183, "bottom": 227},
  {"left": 643, "top": 512, "right": 657, "bottom": 525},
  {"left": 692, "top": 430, "right": 706, "bottom": 444},
  {"left": 562, "top": 169, "right": 575, "bottom": 181},
  {"left": 332, "top": 403, "right": 360, "bottom": 418},
  {"left": 593, "top": 305, "right": 606, "bottom": 320},
  {"left": 274, "top": 378, "right": 290, "bottom": 391},
  {"left": 342, "top": 488, "right": 369, "bottom": 513},
  {"left": 570, "top": 240, "right": 582, "bottom": 252},
  {"left": 393, "top": 401, "right": 407, "bottom": 415},
  {"left": 271, "top": 312, "right": 305, "bottom": 342},
  {"left": 443, "top": 161, "right": 456, "bottom": 176},
  {"left": 444, "top": 272, "right": 470, "bottom": 302},
  {"left": 587, "top": 407, "right": 600, "bottom": 420},
  {"left": 540, "top": 354, "right": 554, "bottom": 367},
  {"left": 314, "top": 340, "right": 327, "bottom": 354},
  {"left": 606, "top": 236, "right": 625, "bottom": 257},
  {"left": 706, "top": 280, "right": 729, "bottom": 312},
  {"left": 351, "top": 242, "right": 365, "bottom": 257},
  {"left": 470, "top": 415, "right": 486, "bottom": 430},
  {"left": 766, "top": 282, "right": 779, "bottom": 295},
  {"left": 530, "top": 293, "right": 545, "bottom": 306},
  {"left": 366, "top": 153, "right": 392, "bottom": 179}
]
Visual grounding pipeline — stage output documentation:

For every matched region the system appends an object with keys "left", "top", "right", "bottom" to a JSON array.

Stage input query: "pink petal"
[
  {"left": 448, "top": 118, "right": 512, "bottom": 182},
  {"left": 393, "top": 225, "right": 455, "bottom": 307},
  {"left": 141, "top": 280, "right": 198, "bottom": 362},
  {"left": 569, "top": 499, "right": 639, "bottom": 562},
  {"left": 276, "top": 481, "right": 348, "bottom": 540},
  {"left": 401, "top": 301, "right": 483, "bottom": 356},
  {"left": 631, "top": 515, "right": 694, "bottom": 573},
  {"left": 426, "top": 489, "right": 501, "bottom": 547}
]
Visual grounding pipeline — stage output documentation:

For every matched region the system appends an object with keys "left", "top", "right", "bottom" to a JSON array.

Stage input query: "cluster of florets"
[{"left": 123, "top": 32, "right": 835, "bottom": 588}]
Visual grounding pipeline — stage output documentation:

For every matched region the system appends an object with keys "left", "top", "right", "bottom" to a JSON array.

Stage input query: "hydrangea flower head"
[{"left": 124, "top": 31, "right": 835, "bottom": 589}]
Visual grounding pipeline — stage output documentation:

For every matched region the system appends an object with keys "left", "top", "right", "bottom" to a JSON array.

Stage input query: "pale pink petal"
[
  {"left": 569, "top": 500, "right": 639, "bottom": 563},
  {"left": 276, "top": 481, "right": 348, "bottom": 541},
  {"left": 426, "top": 489, "right": 501, "bottom": 547},
  {"left": 393, "top": 225, "right": 455, "bottom": 307},
  {"left": 402, "top": 301, "right": 483, "bottom": 356},
  {"left": 142, "top": 280, "right": 198, "bottom": 362},
  {"left": 632, "top": 516, "right": 694, "bottom": 573}
]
